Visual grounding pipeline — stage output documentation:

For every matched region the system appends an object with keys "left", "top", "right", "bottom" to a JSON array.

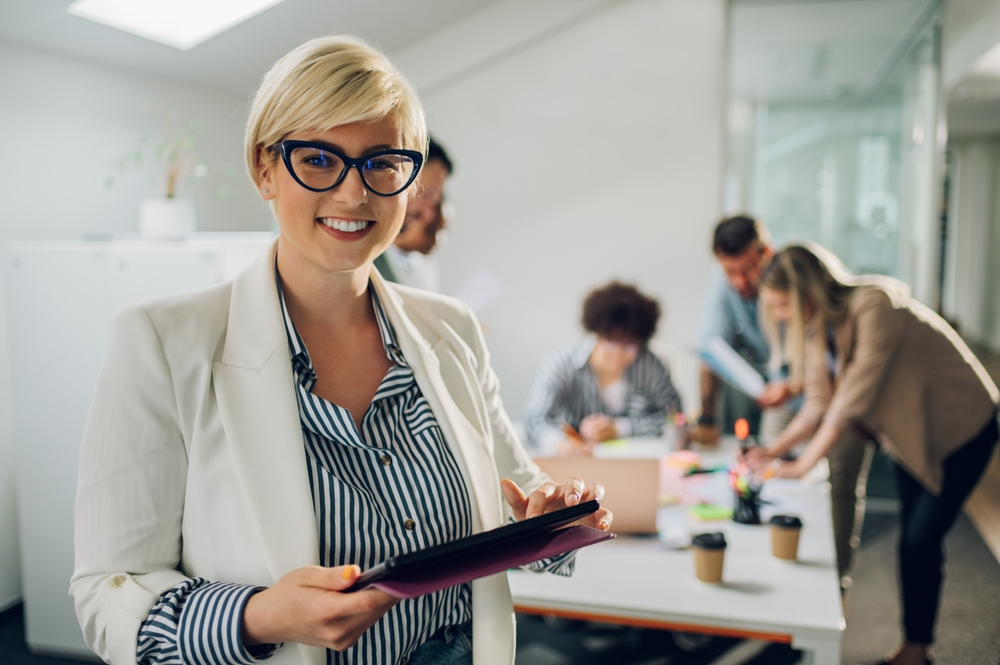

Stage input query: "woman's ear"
[{"left": 255, "top": 145, "right": 276, "bottom": 200}]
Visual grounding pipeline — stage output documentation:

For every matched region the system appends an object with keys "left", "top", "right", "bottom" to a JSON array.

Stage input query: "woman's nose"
[{"left": 332, "top": 166, "right": 369, "bottom": 205}]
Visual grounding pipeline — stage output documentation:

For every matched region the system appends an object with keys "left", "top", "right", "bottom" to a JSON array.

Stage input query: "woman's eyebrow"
[{"left": 306, "top": 140, "right": 397, "bottom": 154}]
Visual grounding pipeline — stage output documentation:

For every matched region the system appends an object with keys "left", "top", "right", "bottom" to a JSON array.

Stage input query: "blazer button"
[
  {"left": 110, "top": 575, "right": 126, "bottom": 588},
  {"left": 404, "top": 518, "right": 416, "bottom": 531},
  {"left": 380, "top": 454, "right": 392, "bottom": 467}
]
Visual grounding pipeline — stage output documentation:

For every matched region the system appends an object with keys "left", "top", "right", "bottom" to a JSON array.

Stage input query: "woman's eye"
[
  {"left": 304, "top": 155, "right": 334, "bottom": 168},
  {"left": 365, "top": 158, "right": 397, "bottom": 171}
]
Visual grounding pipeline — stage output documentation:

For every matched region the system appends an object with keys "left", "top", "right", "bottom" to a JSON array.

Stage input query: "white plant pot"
[{"left": 139, "top": 197, "right": 196, "bottom": 240}]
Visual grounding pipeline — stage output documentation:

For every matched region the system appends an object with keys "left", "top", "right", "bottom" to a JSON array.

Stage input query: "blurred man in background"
[
  {"left": 692, "top": 215, "right": 792, "bottom": 444},
  {"left": 374, "top": 136, "right": 453, "bottom": 291}
]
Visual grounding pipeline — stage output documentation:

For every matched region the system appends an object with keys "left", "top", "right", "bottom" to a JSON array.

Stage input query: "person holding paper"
[
  {"left": 523, "top": 282, "right": 683, "bottom": 457},
  {"left": 747, "top": 244, "right": 998, "bottom": 665},
  {"left": 697, "top": 216, "right": 873, "bottom": 586},
  {"left": 694, "top": 215, "right": 788, "bottom": 444},
  {"left": 71, "top": 36, "right": 611, "bottom": 665},
  {"left": 373, "top": 136, "right": 453, "bottom": 291}
]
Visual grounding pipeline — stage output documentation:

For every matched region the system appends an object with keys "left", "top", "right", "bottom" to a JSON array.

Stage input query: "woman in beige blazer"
[
  {"left": 71, "top": 36, "right": 611, "bottom": 665},
  {"left": 746, "top": 245, "right": 998, "bottom": 665}
]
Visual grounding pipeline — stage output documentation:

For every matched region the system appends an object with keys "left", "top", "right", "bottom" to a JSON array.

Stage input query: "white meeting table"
[{"left": 509, "top": 438, "right": 845, "bottom": 665}]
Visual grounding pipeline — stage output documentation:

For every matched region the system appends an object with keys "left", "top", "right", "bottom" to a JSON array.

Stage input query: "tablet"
[{"left": 344, "top": 499, "right": 613, "bottom": 597}]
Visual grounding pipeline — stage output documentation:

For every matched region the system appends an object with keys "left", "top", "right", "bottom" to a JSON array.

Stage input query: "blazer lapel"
[
  {"left": 212, "top": 241, "right": 320, "bottom": 578},
  {"left": 370, "top": 273, "right": 504, "bottom": 534}
]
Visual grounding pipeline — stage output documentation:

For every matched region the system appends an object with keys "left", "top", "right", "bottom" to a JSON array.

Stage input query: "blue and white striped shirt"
[
  {"left": 523, "top": 336, "right": 683, "bottom": 455},
  {"left": 137, "top": 279, "right": 569, "bottom": 665}
]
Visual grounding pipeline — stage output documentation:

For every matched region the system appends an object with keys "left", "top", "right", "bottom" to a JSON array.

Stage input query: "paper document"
[{"left": 698, "top": 336, "right": 766, "bottom": 399}]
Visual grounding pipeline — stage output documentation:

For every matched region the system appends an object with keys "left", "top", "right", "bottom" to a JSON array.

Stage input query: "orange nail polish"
[{"left": 341, "top": 565, "right": 358, "bottom": 581}]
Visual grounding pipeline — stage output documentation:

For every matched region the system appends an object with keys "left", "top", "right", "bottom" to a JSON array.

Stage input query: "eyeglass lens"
[{"left": 288, "top": 146, "right": 417, "bottom": 195}]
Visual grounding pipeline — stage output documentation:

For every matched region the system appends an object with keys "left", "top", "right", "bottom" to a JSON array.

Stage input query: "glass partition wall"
[
  {"left": 725, "top": 0, "right": 944, "bottom": 502},
  {"left": 726, "top": 0, "right": 942, "bottom": 298}
]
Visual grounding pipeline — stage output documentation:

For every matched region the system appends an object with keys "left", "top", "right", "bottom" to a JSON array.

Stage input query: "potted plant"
[{"left": 107, "top": 102, "right": 233, "bottom": 240}]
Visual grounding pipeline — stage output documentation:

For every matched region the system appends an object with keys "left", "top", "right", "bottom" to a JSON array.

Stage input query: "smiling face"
[{"left": 258, "top": 118, "right": 410, "bottom": 278}]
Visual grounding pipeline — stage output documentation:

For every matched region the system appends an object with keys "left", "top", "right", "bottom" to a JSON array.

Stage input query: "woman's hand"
[
  {"left": 242, "top": 565, "right": 399, "bottom": 651},
  {"left": 579, "top": 414, "right": 618, "bottom": 442},
  {"left": 739, "top": 446, "right": 776, "bottom": 472},
  {"left": 500, "top": 478, "right": 612, "bottom": 531},
  {"left": 757, "top": 380, "right": 791, "bottom": 408}
]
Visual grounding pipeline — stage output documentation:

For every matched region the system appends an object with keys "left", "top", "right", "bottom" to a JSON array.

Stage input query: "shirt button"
[
  {"left": 110, "top": 575, "right": 126, "bottom": 588},
  {"left": 400, "top": 657, "right": 408, "bottom": 665},
  {"left": 404, "top": 518, "right": 416, "bottom": 531},
  {"left": 380, "top": 454, "right": 392, "bottom": 467}
]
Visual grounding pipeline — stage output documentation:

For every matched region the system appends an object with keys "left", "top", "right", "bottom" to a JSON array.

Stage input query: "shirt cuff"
[
  {"left": 178, "top": 582, "right": 277, "bottom": 665},
  {"left": 613, "top": 419, "right": 632, "bottom": 438},
  {"left": 520, "top": 550, "right": 577, "bottom": 577}
]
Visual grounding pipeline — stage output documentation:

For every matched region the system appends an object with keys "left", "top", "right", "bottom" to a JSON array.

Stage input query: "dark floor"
[{"left": 4, "top": 511, "right": 999, "bottom": 665}]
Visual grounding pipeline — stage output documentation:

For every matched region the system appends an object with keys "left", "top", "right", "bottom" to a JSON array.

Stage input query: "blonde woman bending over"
[
  {"left": 71, "top": 36, "right": 611, "bottom": 665},
  {"left": 746, "top": 245, "right": 998, "bottom": 665}
]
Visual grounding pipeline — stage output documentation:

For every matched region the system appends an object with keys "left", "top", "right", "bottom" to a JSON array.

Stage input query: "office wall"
[
  {"left": 0, "top": 40, "right": 270, "bottom": 610},
  {"left": 393, "top": 0, "right": 727, "bottom": 420}
]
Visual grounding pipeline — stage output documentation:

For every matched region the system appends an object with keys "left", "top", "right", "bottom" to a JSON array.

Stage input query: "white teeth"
[{"left": 321, "top": 219, "right": 370, "bottom": 232}]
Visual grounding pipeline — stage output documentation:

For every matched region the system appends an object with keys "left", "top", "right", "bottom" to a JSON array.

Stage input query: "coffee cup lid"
[
  {"left": 691, "top": 532, "right": 726, "bottom": 550},
  {"left": 769, "top": 515, "right": 802, "bottom": 529}
]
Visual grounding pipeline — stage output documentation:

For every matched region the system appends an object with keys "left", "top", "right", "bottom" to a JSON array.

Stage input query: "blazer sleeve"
[
  {"left": 823, "top": 290, "right": 906, "bottom": 431},
  {"left": 782, "top": 332, "right": 835, "bottom": 438},
  {"left": 71, "top": 304, "right": 191, "bottom": 664}
]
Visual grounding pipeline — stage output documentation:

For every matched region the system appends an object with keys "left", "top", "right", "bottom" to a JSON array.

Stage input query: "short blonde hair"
[{"left": 244, "top": 35, "right": 427, "bottom": 185}]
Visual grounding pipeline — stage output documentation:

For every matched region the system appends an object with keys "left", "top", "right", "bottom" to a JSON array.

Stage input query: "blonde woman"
[
  {"left": 71, "top": 36, "right": 611, "bottom": 665},
  {"left": 747, "top": 245, "right": 998, "bottom": 665}
]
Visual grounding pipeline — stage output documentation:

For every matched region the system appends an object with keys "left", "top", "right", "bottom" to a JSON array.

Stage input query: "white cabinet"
[{"left": 5, "top": 234, "right": 272, "bottom": 659}]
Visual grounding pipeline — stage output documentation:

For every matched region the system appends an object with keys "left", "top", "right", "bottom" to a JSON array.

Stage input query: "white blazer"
[{"left": 71, "top": 240, "right": 550, "bottom": 665}]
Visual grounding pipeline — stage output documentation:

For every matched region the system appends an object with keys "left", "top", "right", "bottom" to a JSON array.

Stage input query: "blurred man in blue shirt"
[{"left": 692, "top": 215, "right": 793, "bottom": 444}]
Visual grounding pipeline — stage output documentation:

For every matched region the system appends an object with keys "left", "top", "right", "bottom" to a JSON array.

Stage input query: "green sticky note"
[
  {"left": 602, "top": 439, "right": 629, "bottom": 448},
  {"left": 689, "top": 504, "right": 733, "bottom": 522}
]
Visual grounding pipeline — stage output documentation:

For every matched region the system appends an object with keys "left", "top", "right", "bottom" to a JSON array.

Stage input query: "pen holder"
[{"left": 732, "top": 486, "right": 762, "bottom": 525}]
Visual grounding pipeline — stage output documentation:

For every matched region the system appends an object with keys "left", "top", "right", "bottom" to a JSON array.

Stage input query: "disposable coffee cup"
[
  {"left": 691, "top": 532, "right": 726, "bottom": 583},
  {"left": 769, "top": 515, "right": 803, "bottom": 560}
]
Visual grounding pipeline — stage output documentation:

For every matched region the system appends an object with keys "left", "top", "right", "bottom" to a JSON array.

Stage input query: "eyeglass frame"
[{"left": 268, "top": 140, "right": 424, "bottom": 197}]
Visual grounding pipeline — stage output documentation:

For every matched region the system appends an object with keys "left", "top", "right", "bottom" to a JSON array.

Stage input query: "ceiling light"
[{"left": 67, "top": 0, "right": 287, "bottom": 51}]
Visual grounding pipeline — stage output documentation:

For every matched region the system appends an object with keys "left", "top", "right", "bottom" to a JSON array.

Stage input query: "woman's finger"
[
  {"left": 500, "top": 478, "right": 529, "bottom": 521},
  {"left": 561, "top": 476, "right": 586, "bottom": 506},
  {"left": 593, "top": 508, "right": 613, "bottom": 531},
  {"left": 525, "top": 482, "right": 557, "bottom": 519},
  {"left": 580, "top": 481, "right": 605, "bottom": 504}
]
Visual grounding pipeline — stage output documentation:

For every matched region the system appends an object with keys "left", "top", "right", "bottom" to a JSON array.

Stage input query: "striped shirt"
[
  {"left": 137, "top": 279, "right": 569, "bottom": 665},
  {"left": 523, "top": 337, "right": 683, "bottom": 455}
]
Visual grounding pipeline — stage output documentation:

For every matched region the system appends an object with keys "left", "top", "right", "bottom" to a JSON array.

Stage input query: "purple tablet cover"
[{"left": 372, "top": 525, "right": 614, "bottom": 598}]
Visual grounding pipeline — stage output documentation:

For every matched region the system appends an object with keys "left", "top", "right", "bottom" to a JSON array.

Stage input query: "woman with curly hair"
[{"left": 524, "top": 281, "right": 682, "bottom": 457}]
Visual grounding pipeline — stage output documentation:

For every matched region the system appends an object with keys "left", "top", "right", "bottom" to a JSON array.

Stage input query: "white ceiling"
[
  {"left": 0, "top": 0, "right": 500, "bottom": 96},
  {"left": 730, "top": 0, "right": 934, "bottom": 103}
]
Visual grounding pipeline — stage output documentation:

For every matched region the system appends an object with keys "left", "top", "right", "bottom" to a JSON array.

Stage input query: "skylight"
[{"left": 67, "top": 0, "right": 287, "bottom": 51}]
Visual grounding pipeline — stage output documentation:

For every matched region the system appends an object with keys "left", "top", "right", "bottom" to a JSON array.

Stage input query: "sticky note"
[{"left": 689, "top": 504, "right": 733, "bottom": 522}]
